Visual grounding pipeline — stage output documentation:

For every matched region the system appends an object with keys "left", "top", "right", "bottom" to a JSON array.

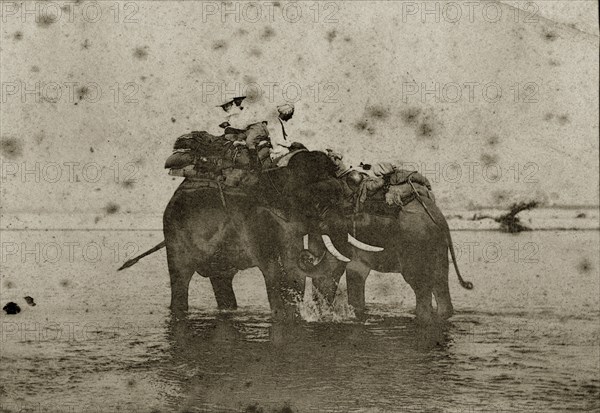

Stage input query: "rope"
[
  {"left": 407, "top": 173, "right": 438, "bottom": 227},
  {"left": 266, "top": 169, "right": 283, "bottom": 197},
  {"left": 216, "top": 180, "right": 227, "bottom": 210}
]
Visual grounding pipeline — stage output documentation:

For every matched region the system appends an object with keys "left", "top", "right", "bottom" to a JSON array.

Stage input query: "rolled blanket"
[
  {"left": 385, "top": 183, "right": 433, "bottom": 206},
  {"left": 173, "top": 131, "right": 219, "bottom": 151},
  {"left": 355, "top": 176, "right": 385, "bottom": 212},
  {"left": 165, "top": 151, "right": 195, "bottom": 169},
  {"left": 364, "top": 163, "right": 432, "bottom": 190},
  {"left": 389, "top": 170, "right": 432, "bottom": 190}
]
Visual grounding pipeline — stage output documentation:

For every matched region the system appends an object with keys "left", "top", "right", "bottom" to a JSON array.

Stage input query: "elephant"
[
  {"left": 311, "top": 187, "right": 473, "bottom": 324},
  {"left": 162, "top": 150, "right": 353, "bottom": 320}
]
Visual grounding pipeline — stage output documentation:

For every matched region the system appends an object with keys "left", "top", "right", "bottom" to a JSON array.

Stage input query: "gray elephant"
[
  {"left": 311, "top": 178, "right": 473, "bottom": 324},
  {"left": 161, "top": 151, "right": 352, "bottom": 320}
]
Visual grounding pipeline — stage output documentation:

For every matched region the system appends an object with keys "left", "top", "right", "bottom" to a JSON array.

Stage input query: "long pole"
[{"left": 117, "top": 241, "right": 166, "bottom": 271}]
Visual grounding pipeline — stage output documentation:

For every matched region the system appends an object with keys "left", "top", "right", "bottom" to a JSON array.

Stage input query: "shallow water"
[{"left": 1, "top": 230, "right": 598, "bottom": 412}]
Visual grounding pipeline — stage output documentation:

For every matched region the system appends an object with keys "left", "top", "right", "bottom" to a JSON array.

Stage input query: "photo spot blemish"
[
  {"left": 133, "top": 47, "right": 149, "bottom": 59},
  {"left": 104, "top": 202, "right": 120, "bottom": 214},
  {"left": 0, "top": 137, "right": 24, "bottom": 159}
]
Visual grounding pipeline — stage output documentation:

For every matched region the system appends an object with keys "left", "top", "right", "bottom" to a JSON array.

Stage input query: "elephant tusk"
[
  {"left": 347, "top": 234, "right": 384, "bottom": 252},
  {"left": 321, "top": 235, "right": 351, "bottom": 262}
]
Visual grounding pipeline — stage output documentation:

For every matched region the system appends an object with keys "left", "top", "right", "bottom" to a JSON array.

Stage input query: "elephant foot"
[
  {"left": 169, "top": 301, "right": 189, "bottom": 318},
  {"left": 354, "top": 310, "right": 368, "bottom": 322},
  {"left": 414, "top": 313, "right": 435, "bottom": 326},
  {"left": 414, "top": 306, "right": 436, "bottom": 326},
  {"left": 349, "top": 305, "right": 367, "bottom": 321},
  {"left": 217, "top": 303, "right": 238, "bottom": 311},
  {"left": 271, "top": 304, "right": 301, "bottom": 323},
  {"left": 437, "top": 306, "right": 454, "bottom": 320}
]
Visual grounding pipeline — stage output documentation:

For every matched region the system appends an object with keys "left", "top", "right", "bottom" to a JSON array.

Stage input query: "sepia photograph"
[{"left": 0, "top": 1, "right": 598, "bottom": 412}]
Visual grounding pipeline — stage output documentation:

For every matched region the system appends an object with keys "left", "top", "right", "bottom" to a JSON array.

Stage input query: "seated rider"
[
  {"left": 224, "top": 99, "right": 298, "bottom": 169},
  {"left": 166, "top": 98, "right": 304, "bottom": 182}
]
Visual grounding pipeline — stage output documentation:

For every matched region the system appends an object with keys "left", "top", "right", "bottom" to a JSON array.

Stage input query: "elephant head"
[
  {"left": 281, "top": 151, "right": 356, "bottom": 262},
  {"left": 215, "top": 150, "right": 353, "bottom": 319}
]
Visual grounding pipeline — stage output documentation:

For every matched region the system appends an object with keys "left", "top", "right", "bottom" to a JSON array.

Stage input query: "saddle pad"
[
  {"left": 165, "top": 151, "right": 195, "bottom": 169},
  {"left": 361, "top": 183, "right": 432, "bottom": 218}
]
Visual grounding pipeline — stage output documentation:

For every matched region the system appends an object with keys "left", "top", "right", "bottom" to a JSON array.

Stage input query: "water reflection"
[
  {"left": 162, "top": 312, "right": 458, "bottom": 412},
  {"left": 1, "top": 230, "right": 597, "bottom": 412}
]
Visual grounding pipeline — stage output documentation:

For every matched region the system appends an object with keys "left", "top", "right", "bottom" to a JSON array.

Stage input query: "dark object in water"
[
  {"left": 243, "top": 404, "right": 264, "bottom": 413},
  {"left": 3, "top": 302, "right": 21, "bottom": 314},
  {"left": 24, "top": 296, "right": 36, "bottom": 306},
  {"left": 496, "top": 201, "right": 539, "bottom": 233},
  {"left": 242, "top": 403, "right": 293, "bottom": 413},
  {"left": 472, "top": 201, "right": 539, "bottom": 233}
]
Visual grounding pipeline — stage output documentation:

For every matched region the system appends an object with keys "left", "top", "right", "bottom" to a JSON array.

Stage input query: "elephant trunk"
[{"left": 297, "top": 234, "right": 327, "bottom": 272}]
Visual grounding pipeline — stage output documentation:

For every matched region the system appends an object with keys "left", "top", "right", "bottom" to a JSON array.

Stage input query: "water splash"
[{"left": 296, "top": 279, "right": 356, "bottom": 323}]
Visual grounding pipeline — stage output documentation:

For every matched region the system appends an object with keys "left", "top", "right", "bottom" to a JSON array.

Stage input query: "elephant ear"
[
  {"left": 286, "top": 151, "right": 338, "bottom": 183},
  {"left": 285, "top": 152, "right": 343, "bottom": 210},
  {"left": 292, "top": 181, "right": 341, "bottom": 214},
  {"left": 280, "top": 150, "right": 348, "bottom": 235},
  {"left": 307, "top": 179, "right": 344, "bottom": 208}
]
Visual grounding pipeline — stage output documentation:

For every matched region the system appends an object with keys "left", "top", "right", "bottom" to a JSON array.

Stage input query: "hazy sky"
[{"left": 1, "top": 0, "right": 598, "bottom": 214}]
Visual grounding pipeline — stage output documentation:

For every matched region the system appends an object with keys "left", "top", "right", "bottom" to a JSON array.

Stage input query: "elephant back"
[{"left": 341, "top": 168, "right": 435, "bottom": 218}]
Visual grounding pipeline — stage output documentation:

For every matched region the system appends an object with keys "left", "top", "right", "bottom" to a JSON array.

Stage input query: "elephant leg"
[
  {"left": 261, "top": 261, "right": 305, "bottom": 322},
  {"left": 210, "top": 270, "right": 238, "bottom": 310},
  {"left": 403, "top": 270, "right": 435, "bottom": 324},
  {"left": 412, "top": 285, "right": 435, "bottom": 325},
  {"left": 433, "top": 271, "right": 453, "bottom": 320},
  {"left": 431, "top": 247, "right": 453, "bottom": 319},
  {"left": 400, "top": 247, "right": 437, "bottom": 324},
  {"left": 434, "top": 283, "right": 453, "bottom": 320},
  {"left": 346, "top": 261, "right": 371, "bottom": 316},
  {"left": 167, "top": 252, "right": 195, "bottom": 315}
]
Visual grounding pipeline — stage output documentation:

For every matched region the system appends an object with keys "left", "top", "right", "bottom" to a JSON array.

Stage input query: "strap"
[
  {"left": 407, "top": 175, "right": 438, "bottom": 226},
  {"left": 216, "top": 180, "right": 228, "bottom": 210},
  {"left": 278, "top": 118, "right": 288, "bottom": 140}
]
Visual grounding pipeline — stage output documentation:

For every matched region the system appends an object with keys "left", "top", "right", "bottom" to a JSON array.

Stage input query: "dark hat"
[
  {"left": 288, "top": 142, "right": 307, "bottom": 151},
  {"left": 218, "top": 96, "right": 246, "bottom": 112}
]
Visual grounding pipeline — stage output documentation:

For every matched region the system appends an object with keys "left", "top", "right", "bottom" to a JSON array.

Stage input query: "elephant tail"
[
  {"left": 117, "top": 241, "right": 166, "bottom": 271},
  {"left": 408, "top": 180, "right": 473, "bottom": 290},
  {"left": 447, "top": 235, "right": 474, "bottom": 290}
]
